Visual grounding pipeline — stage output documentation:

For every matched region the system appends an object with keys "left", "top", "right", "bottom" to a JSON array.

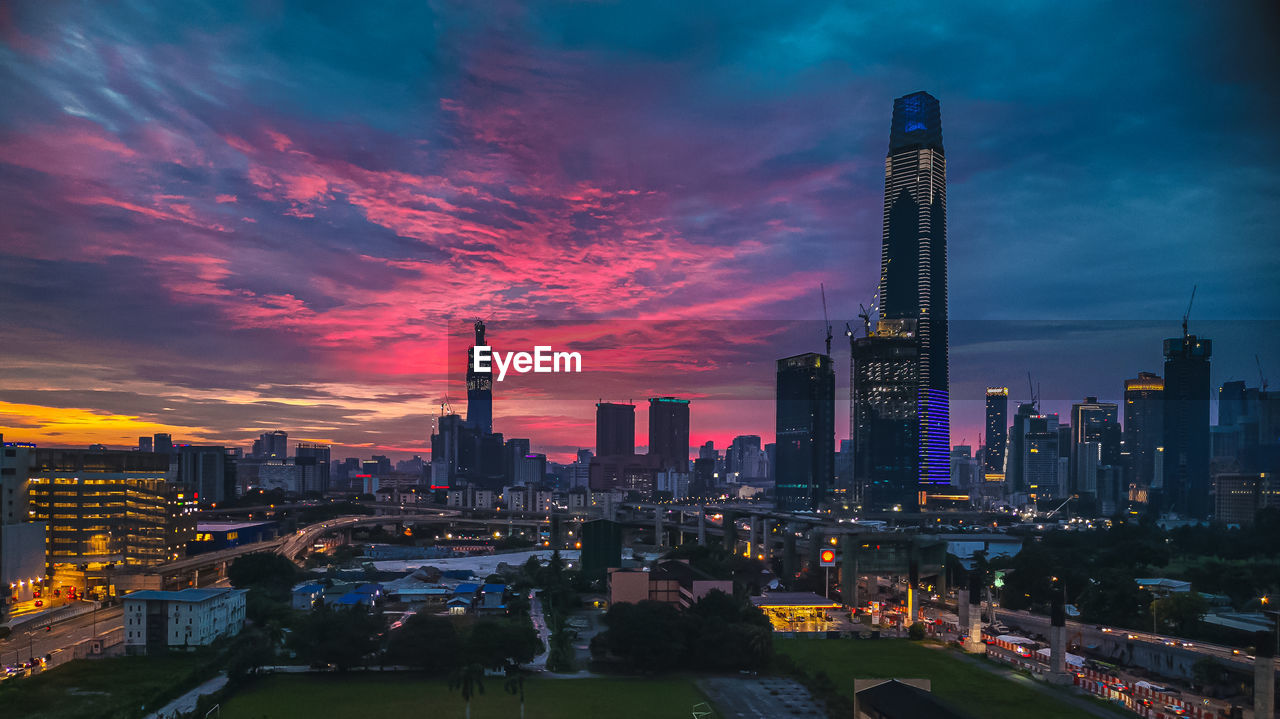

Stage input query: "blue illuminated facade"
[{"left": 877, "top": 91, "right": 951, "bottom": 505}]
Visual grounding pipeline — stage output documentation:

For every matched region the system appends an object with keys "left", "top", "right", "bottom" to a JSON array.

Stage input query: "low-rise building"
[
  {"left": 291, "top": 582, "right": 325, "bottom": 610},
  {"left": 123, "top": 587, "right": 247, "bottom": 654}
]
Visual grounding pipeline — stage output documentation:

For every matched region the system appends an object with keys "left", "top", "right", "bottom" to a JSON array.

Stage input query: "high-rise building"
[
  {"left": 295, "top": 443, "right": 331, "bottom": 494},
  {"left": 853, "top": 329, "right": 919, "bottom": 510},
  {"left": 466, "top": 319, "right": 494, "bottom": 435},
  {"left": 251, "top": 431, "right": 288, "bottom": 459},
  {"left": 1069, "top": 397, "right": 1120, "bottom": 497},
  {"left": 153, "top": 433, "right": 173, "bottom": 455},
  {"left": 1124, "top": 373, "right": 1165, "bottom": 492},
  {"left": 984, "top": 388, "right": 1009, "bottom": 482},
  {"left": 595, "top": 403, "right": 635, "bottom": 457},
  {"left": 1006, "top": 402, "right": 1038, "bottom": 493},
  {"left": 727, "top": 435, "right": 766, "bottom": 481},
  {"left": 176, "top": 445, "right": 237, "bottom": 504},
  {"left": 138, "top": 436, "right": 153, "bottom": 453},
  {"left": 1023, "top": 414, "right": 1060, "bottom": 499},
  {"left": 647, "top": 397, "right": 690, "bottom": 471},
  {"left": 1162, "top": 333, "right": 1212, "bottom": 518},
  {"left": 879, "top": 90, "right": 950, "bottom": 493},
  {"left": 775, "top": 353, "right": 835, "bottom": 512}
]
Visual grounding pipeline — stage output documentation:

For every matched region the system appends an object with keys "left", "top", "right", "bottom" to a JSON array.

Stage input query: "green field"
[
  {"left": 0, "top": 653, "right": 214, "bottom": 719},
  {"left": 777, "top": 639, "right": 1122, "bottom": 719},
  {"left": 221, "top": 674, "right": 719, "bottom": 719}
]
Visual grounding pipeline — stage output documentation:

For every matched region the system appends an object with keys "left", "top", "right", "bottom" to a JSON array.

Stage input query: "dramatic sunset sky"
[{"left": 2, "top": 2, "right": 1278, "bottom": 461}]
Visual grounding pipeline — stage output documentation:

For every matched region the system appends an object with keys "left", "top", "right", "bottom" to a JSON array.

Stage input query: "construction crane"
[
  {"left": 1044, "top": 496, "right": 1073, "bottom": 519},
  {"left": 820, "top": 283, "right": 833, "bottom": 356},
  {"left": 846, "top": 321, "right": 857, "bottom": 470},
  {"left": 1026, "top": 372, "right": 1038, "bottom": 410},
  {"left": 1182, "top": 285, "right": 1197, "bottom": 339},
  {"left": 858, "top": 303, "right": 872, "bottom": 337},
  {"left": 1259, "top": 354, "right": 1270, "bottom": 392}
]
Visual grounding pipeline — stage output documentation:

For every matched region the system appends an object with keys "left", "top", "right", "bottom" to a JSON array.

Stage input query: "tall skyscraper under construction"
[
  {"left": 853, "top": 91, "right": 951, "bottom": 511},
  {"left": 466, "top": 319, "right": 493, "bottom": 434}
]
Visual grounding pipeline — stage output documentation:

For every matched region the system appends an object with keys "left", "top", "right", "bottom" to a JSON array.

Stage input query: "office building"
[
  {"left": 1162, "top": 333, "right": 1212, "bottom": 518},
  {"left": 123, "top": 587, "right": 247, "bottom": 655},
  {"left": 727, "top": 435, "right": 767, "bottom": 482},
  {"left": 153, "top": 433, "right": 173, "bottom": 456},
  {"left": 176, "top": 445, "right": 237, "bottom": 505},
  {"left": 984, "top": 388, "right": 1009, "bottom": 482},
  {"left": 25, "top": 449, "right": 195, "bottom": 591},
  {"left": 295, "top": 443, "right": 331, "bottom": 494},
  {"left": 1124, "top": 373, "right": 1164, "bottom": 492},
  {"left": 595, "top": 403, "right": 636, "bottom": 457},
  {"left": 1214, "top": 473, "right": 1278, "bottom": 526},
  {"left": 1, "top": 439, "right": 46, "bottom": 611},
  {"left": 137, "top": 436, "right": 153, "bottom": 453},
  {"left": 775, "top": 352, "right": 835, "bottom": 512},
  {"left": 647, "top": 397, "right": 690, "bottom": 471},
  {"left": 251, "top": 431, "right": 288, "bottom": 459},
  {"left": 466, "top": 319, "right": 494, "bottom": 434},
  {"left": 1006, "top": 402, "right": 1038, "bottom": 493},
  {"left": 1069, "top": 397, "right": 1120, "bottom": 498},
  {"left": 853, "top": 329, "right": 919, "bottom": 510},
  {"left": 878, "top": 91, "right": 950, "bottom": 493},
  {"left": 1022, "top": 414, "right": 1060, "bottom": 499}
]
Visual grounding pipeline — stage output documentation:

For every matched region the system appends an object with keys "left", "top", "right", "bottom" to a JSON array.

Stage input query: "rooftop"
[
  {"left": 124, "top": 588, "right": 241, "bottom": 603},
  {"left": 750, "top": 592, "right": 839, "bottom": 608}
]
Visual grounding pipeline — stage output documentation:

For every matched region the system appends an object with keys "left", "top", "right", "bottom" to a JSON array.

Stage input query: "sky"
[{"left": 1, "top": 1, "right": 1278, "bottom": 462}]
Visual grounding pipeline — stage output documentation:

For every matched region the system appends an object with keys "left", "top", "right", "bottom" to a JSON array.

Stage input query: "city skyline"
[{"left": 2, "top": 3, "right": 1280, "bottom": 461}]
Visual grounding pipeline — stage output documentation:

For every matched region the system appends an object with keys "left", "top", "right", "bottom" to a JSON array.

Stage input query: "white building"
[{"left": 123, "top": 587, "right": 247, "bottom": 654}]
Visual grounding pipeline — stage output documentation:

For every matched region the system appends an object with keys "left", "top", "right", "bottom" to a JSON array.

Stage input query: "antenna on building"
[
  {"left": 820, "top": 283, "right": 833, "bottom": 356},
  {"left": 1258, "top": 354, "right": 1270, "bottom": 392},
  {"left": 1182, "top": 285, "right": 1197, "bottom": 339}
]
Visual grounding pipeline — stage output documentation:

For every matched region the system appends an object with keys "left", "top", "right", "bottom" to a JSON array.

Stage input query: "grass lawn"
[
  {"left": 0, "top": 653, "right": 214, "bottom": 719},
  {"left": 221, "top": 674, "right": 719, "bottom": 719},
  {"left": 778, "top": 639, "right": 1122, "bottom": 719}
]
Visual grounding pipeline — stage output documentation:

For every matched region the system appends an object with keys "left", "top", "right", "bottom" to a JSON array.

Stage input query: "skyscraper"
[
  {"left": 1162, "top": 333, "right": 1212, "bottom": 518},
  {"left": 1124, "top": 372, "right": 1164, "bottom": 491},
  {"left": 1023, "top": 413, "right": 1060, "bottom": 499},
  {"left": 466, "top": 319, "right": 493, "bottom": 435},
  {"left": 775, "top": 352, "right": 835, "bottom": 512},
  {"left": 595, "top": 403, "right": 635, "bottom": 457},
  {"left": 647, "top": 397, "right": 690, "bottom": 471},
  {"left": 984, "top": 388, "right": 1009, "bottom": 482},
  {"left": 879, "top": 91, "right": 950, "bottom": 493},
  {"left": 295, "top": 443, "right": 332, "bottom": 494},
  {"left": 1006, "top": 402, "right": 1038, "bottom": 494},
  {"left": 153, "top": 433, "right": 173, "bottom": 455},
  {"left": 1069, "top": 397, "right": 1120, "bottom": 498},
  {"left": 853, "top": 330, "right": 919, "bottom": 510},
  {"left": 251, "top": 430, "right": 287, "bottom": 459}
]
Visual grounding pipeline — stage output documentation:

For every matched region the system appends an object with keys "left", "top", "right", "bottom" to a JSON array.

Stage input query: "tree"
[
  {"left": 448, "top": 663, "right": 485, "bottom": 719},
  {"left": 466, "top": 619, "right": 542, "bottom": 671},
  {"left": 288, "top": 604, "right": 382, "bottom": 671},
  {"left": 601, "top": 600, "right": 689, "bottom": 672},
  {"left": 225, "top": 627, "right": 275, "bottom": 684},
  {"left": 1151, "top": 592, "right": 1209, "bottom": 635},
  {"left": 228, "top": 553, "right": 299, "bottom": 599},
  {"left": 908, "top": 622, "right": 926, "bottom": 640},
  {"left": 385, "top": 613, "right": 462, "bottom": 673}
]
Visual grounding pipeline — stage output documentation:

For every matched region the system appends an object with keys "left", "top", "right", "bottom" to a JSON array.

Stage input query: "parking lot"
[{"left": 697, "top": 677, "right": 825, "bottom": 719}]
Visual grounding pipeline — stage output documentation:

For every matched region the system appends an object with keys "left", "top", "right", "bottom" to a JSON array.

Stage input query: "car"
[
  {"left": 1164, "top": 705, "right": 1186, "bottom": 716},
  {"left": 33, "top": 600, "right": 42, "bottom": 607}
]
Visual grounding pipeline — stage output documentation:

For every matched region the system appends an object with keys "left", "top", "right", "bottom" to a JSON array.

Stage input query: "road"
[{"left": 1, "top": 603, "right": 120, "bottom": 668}]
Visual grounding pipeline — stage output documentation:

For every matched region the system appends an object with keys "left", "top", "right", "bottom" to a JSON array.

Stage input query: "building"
[
  {"left": 1214, "top": 473, "right": 1278, "bottom": 526},
  {"left": 251, "top": 431, "right": 288, "bottom": 459},
  {"left": 853, "top": 330, "right": 919, "bottom": 511},
  {"left": 1124, "top": 373, "right": 1165, "bottom": 493},
  {"left": 878, "top": 91, "right": 950, "bottom": 494},
  {"left": 1006, "top": 402, "right": 1038, "bottom": 494},
  {"left": 137, "top": 437, "right": 153, "bottom": 453},
  {"left": 727, "top": 435, "right": 767, "bottom": 482},
  {"left": 466, "top": 319, "right": 494, "bottom": 434},
  {"left": 295, "top": 443, "right": 331, "bottom": 495},
  {"left": 176, "top": 445, "right": 236, "bottom": 505},
  {"left": 291, "top": 582, "right": 325, "bottom": 610},
  {"left": 123, "top": 587, "right": 247, "bottom": 654},
  {"left": 188, "top": 521, "right": 278, "bottom": 555},
  {"left": 153, "top": 433, "right": 173, "bottom": 456},
  {"left": 595, "top": 403, "right": 635, "bottom": 457},
  {"left": 1, "top": 439, "right": 47, "bottom": 611},
  {"left": 1069, "top": 397, "right": 1120, "bottom": 511},
  {"left": 984, "top": 388, "right": 1009, "bottom": 483},
  {"left": 647, "top": 397, "right": 690, "bottom": 471},
  {"left": 606, "top": 561, "right": 732, "bottom": 608},
  {"left": 25, "top": 449, "right": 195, "bottom": 591},
  {"left": 588, "top": 453, "right": 660, "bottom": 500},
  {"left": 429, "top": 414, "right": 505, "bottom": 490},
  {"left": 775, "top": 352, "right": 835, "bottom": 512},
  {"left": 1022, "top": 414, "right": 1060, "bottom": 499},
  {"left": 1162, "top": 332, "right": 1212, "bottom": 518},
  {"left": 1216, "top": 381, "right": 1280, "bottom": 475},
  {"left": 580, "top": 519, "right": 622, "bottom": 582},
  {"left": 854, "top": 679, "right": 966, "bottom": 719}
]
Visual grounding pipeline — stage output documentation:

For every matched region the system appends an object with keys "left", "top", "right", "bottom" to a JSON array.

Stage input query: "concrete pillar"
[
  {"left": 750, "top": 516, "right": 763, "bottom": 559},
  {"left": 722, "top": 510, "right": 738, "bottom": 554},
  {"left": 906, "top": 557, "right": 919, "bottom": 627},
  {"left": 964, "top": 571, "right": 985, "bottom": 653},
  {"left": 958, "top": 588, "right": 969, "bottom": 630},
  {"left": 697, "top": 510, "right": 707, "bottom": 546},
  {"left": 783, "top": 530, "right": 798, "bottom": 579},
  {"left": 808, "top": 526, "right": 824, "bottom": 569},
  {"left": 654, "top": 508, "right": 664, "bottom": 547},
  {"left": 1047, "top": 594, "right": 1071, "bottom": 685},
  {"left": 840, "top": 535, "right": 858, "bottom": 607},
  {"left": 1255, "top": 630, "right": 1275, "bottom": 719}
]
